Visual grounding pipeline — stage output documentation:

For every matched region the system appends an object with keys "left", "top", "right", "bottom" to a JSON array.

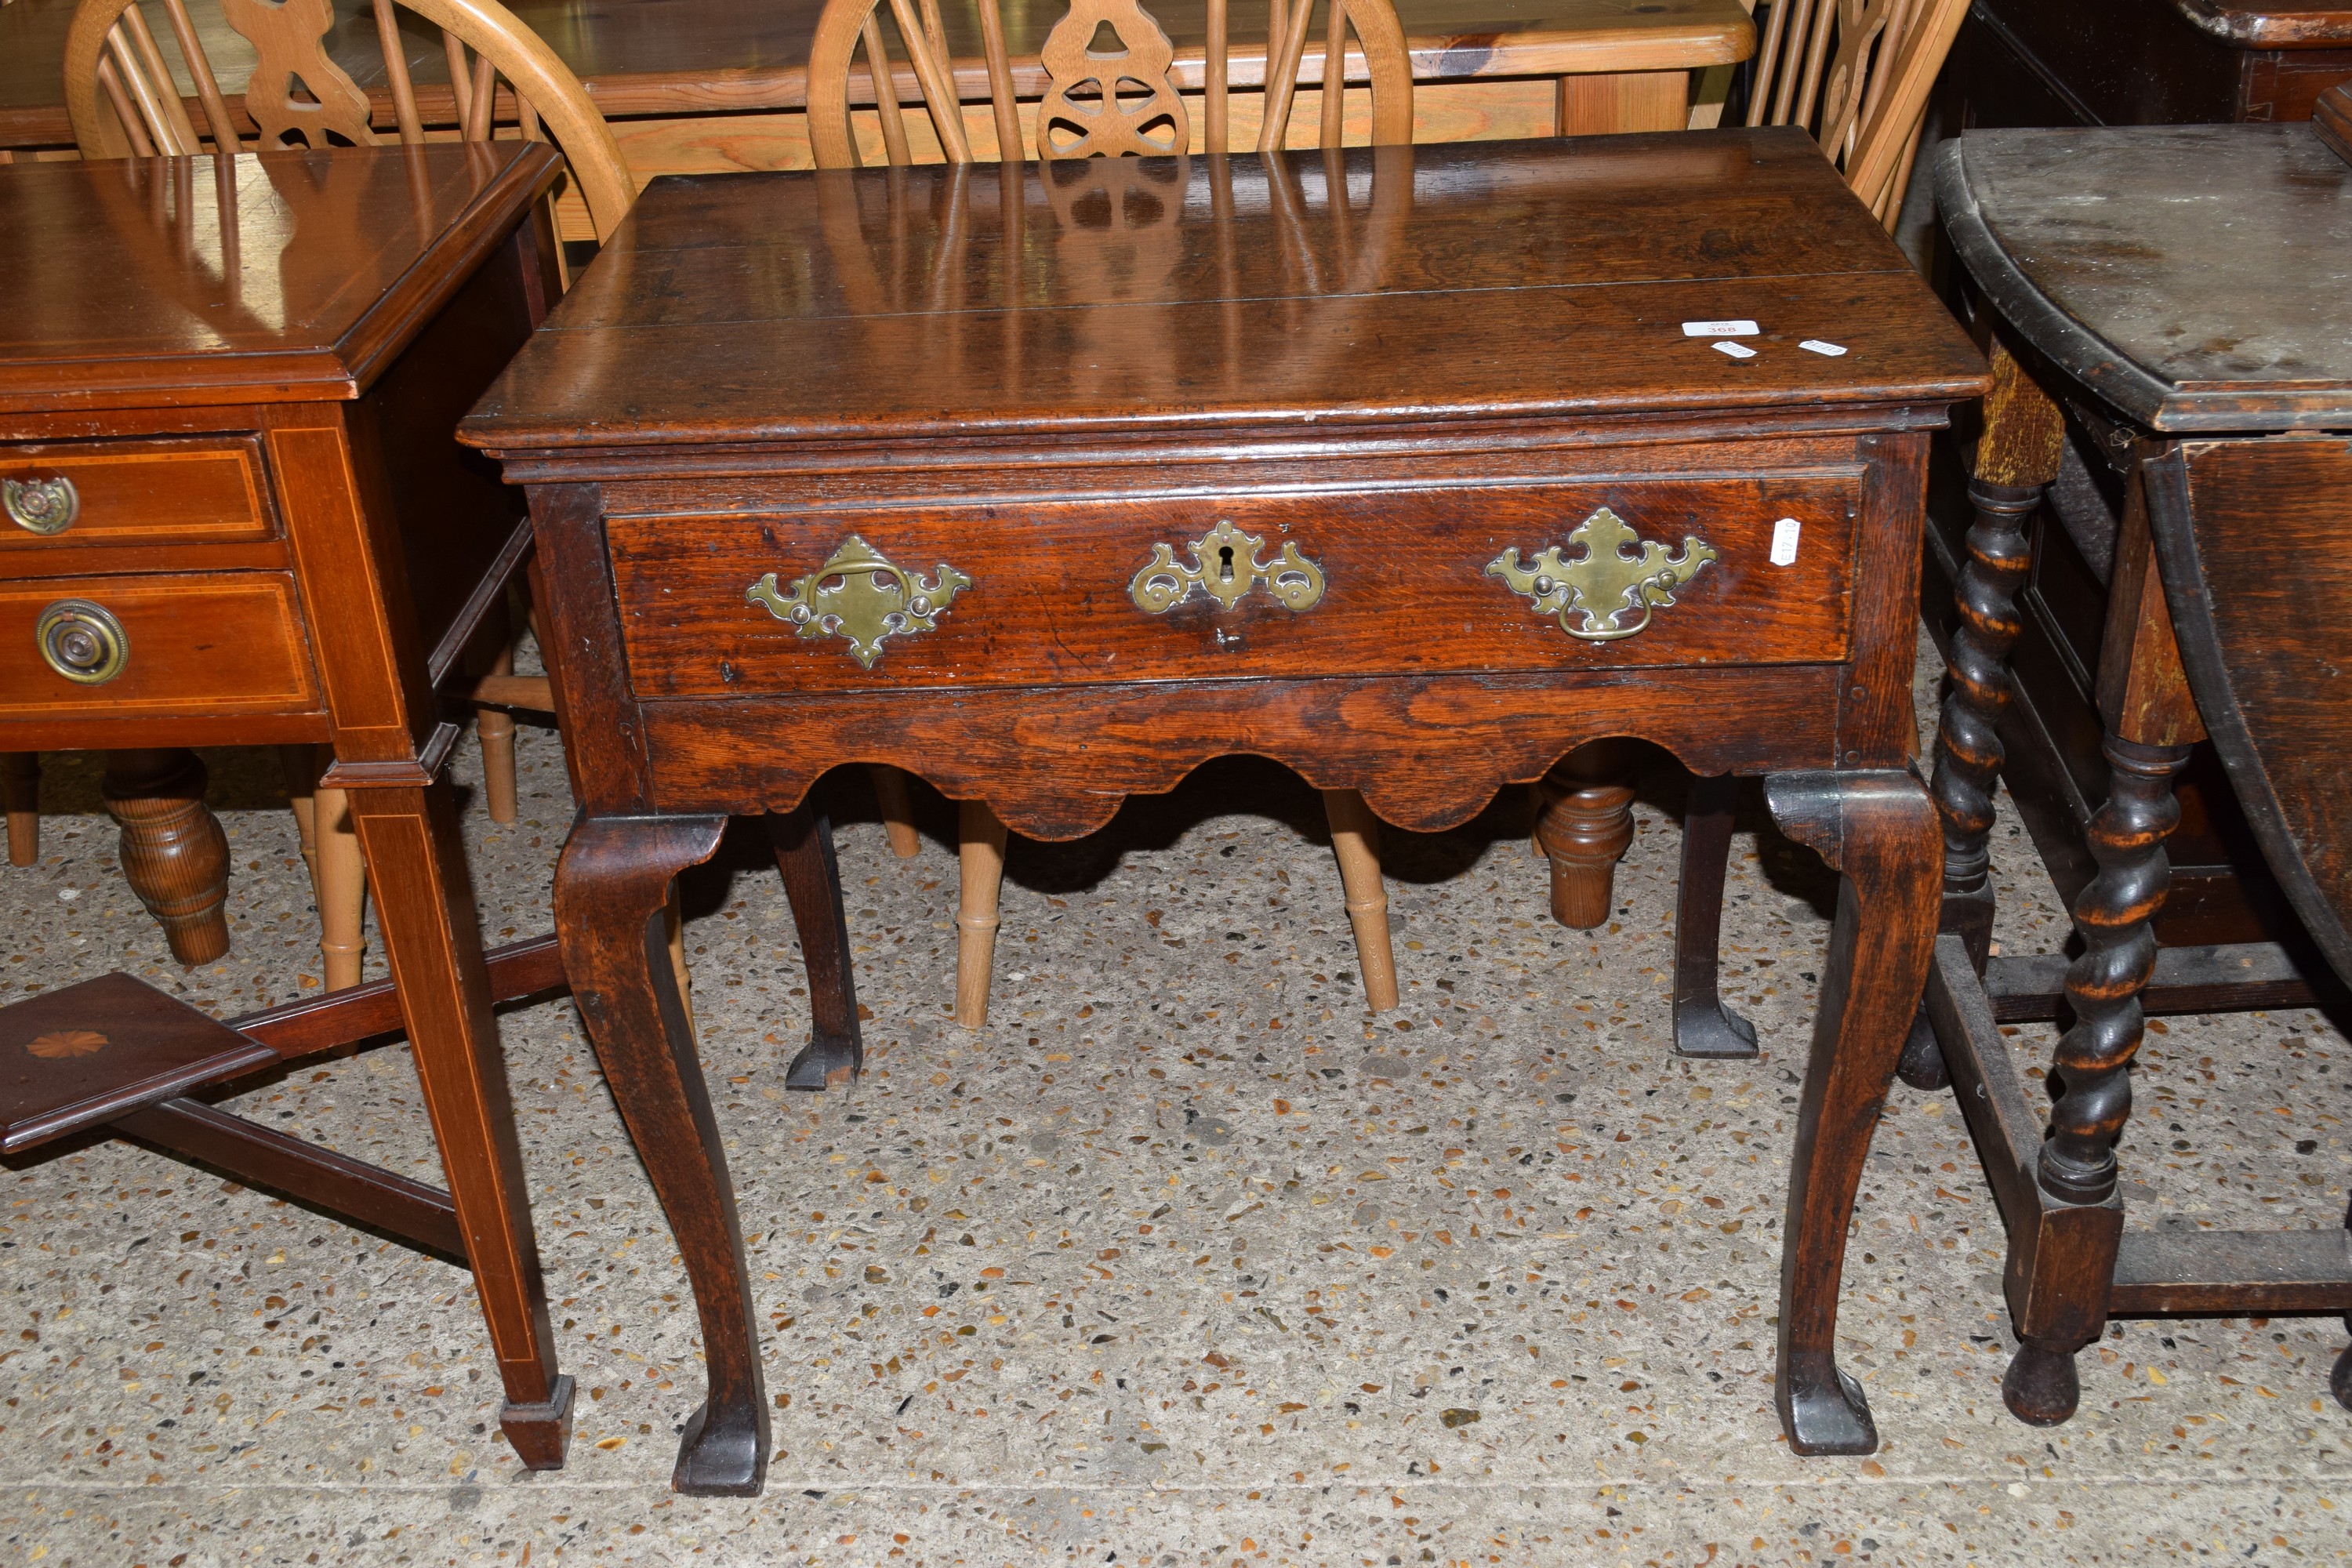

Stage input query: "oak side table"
[
  {"left": 463, "top": 132, "right": 1989, "bottom": 1494},
  {"left": 0, "top": 143, "right": 578, "bottom": 1465}
]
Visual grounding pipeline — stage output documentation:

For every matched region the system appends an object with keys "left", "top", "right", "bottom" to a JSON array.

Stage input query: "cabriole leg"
[
  {"left": 1672, "top": 772, "right": 1755, "bottom": 1058},
  {"left": 768, "top": 804, "right": 864, "bottom": 1090},
  {"left": 556, "top": 813, "right": 765, "bottom": 1494},
  {"left": 1765, "top": 769, "right": 1939, "bottom": 1455}
]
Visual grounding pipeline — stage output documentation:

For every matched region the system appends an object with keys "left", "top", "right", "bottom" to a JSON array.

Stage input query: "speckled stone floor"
[{"left": 4, "top": 626, "right": 2348, "bottom": 1566}]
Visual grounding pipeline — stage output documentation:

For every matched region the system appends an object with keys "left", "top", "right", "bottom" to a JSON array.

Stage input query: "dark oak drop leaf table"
[
  {"left": 461, "top": 130, "right": 1989, "bottom": 1495},
  {"left": 0, "top": 143, "right": 579, "bottom": 1467}
]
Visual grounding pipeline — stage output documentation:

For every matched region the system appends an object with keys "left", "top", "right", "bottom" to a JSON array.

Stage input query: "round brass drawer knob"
[
  {"left": 3, "top": 476, "right": 79, "bottom": 535},
  {"left": 36, "top": 599, "right": 129, "bottom": 684}
]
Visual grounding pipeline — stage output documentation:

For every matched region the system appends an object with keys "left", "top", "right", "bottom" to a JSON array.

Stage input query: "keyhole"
[{"left": 1218, "top": 544, "right": 1236, "bottom": 582}]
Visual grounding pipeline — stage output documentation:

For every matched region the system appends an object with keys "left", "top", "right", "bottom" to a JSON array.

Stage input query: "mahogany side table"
[
  {"left": 463, "top": 132, "right": 1989, "bottom": 1494},
  {"left": 0, "top": 143, "right": 578, "bottom": 1465}
]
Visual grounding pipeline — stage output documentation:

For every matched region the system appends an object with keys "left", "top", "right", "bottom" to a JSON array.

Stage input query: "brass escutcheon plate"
[
  {"left": 1486, "top": 507, "right": 1717, "bottom": 641},
  {"left": 746, "top": 535, "right": 971, "bottom": 669},
  {"left": 1129, "top": 519, "right": 1325, "bottom": 614}
]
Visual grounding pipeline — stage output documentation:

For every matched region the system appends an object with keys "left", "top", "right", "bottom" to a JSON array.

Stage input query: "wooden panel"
[
  {"left": 0, "top": 972, "right": 277, "bottom": 1154},
  {"left": 2151, "top": 437, "right": 2352, "bottom": 989},
  {"left": 1555, "top": 67, "right": 1690, "bottom": 135},
  {"left": 608, "top": 473, "right": 1860, "bottom": 696},
  {"left": 635, "top": 664, "right": 1846, "bottom": 838},
  {"left": 0, "top": 437, "right": 268, "bottom": 550},
  {"left": 467, "top": 136, "right": 1985, "bottom": 452},
  {"left": 1935, "top": 126, "right": 2352, "bottom": 430},
  {"left": 0, "top": 569, "right": 318, "bottom": 717}
]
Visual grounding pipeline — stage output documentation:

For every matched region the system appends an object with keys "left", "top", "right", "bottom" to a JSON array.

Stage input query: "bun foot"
[
  {"left": 2330, "top": 1332, "right": 2352, "bottom": 1413},
  {"left": 499, "top": 1374, "right": 575, "bottom": 1470},
  {"left": 1896, "top": 1005, "right": 1950, "bottom": 1091},
  {"left": 2003, "top": 1339, "right": 2082, "bottom": 1426},
  {"left": 785, "top": 1029, "right": 862, "bottom": 1092},
  {"left": 672, "top": 1396, "right": 770, "bottom": 1497}
]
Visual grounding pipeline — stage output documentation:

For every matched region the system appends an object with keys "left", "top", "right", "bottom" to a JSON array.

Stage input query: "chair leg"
[
  {"left": 314, "top": 746, "right": 368, "bottom": 990},
  {"left": 1672, "top": 772, "right": 1756, "bottom": 1058},
  {"left": 955, "top": 800, "right": 1008, "bottom": 1028},
  {"left": 1322, "top": 787, "right": 1399, "bottom": 1013},
  {"left": 869, "top": 764, "right": 922, "bottom": 858},
  {"left": 1537, "top": 738, "right": 1638, "bottom": 929},
  {"left": 278, "top": 744, "right": 323, "bottom": 907},
  {"left": 3, "top": 751, "right": 40, "bottom": 867},
  {"left": 103, "top": 748, "right": 230, "bottom": 966},
  {"left": 478, "top": 637, "right": 521, "bottom": 826}
]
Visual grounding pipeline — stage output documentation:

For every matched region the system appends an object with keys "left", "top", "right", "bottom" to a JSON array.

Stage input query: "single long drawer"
[
  {"left": 608, "top": 474, "right": 1861, "bottom": 697},
  {"left": 0, "top": 438, "right": 270, "bottom": 550},
  {"left": 0, "top": 572, "right": 318, "bottom": 718}
]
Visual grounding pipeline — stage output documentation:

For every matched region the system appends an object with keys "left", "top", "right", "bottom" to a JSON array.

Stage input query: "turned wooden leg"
[
  {"left": 954, "top": 800, "right": 1008, "bottom": 1029},
  {"left": 350, "top": 779, "right": 571, "bottom": 1471},
  {"left": 103, "top": 748, "right": 230, "bottom": 966},
  {"left": 1323, "top": 787, "right": 1399, "bottom": 1013},
  {"left": 2002, "top": 733, "right": 2191, "bottom": 1426},
  {"left": 477, "top": 633, "right": 521, "bottom": 827},
  {"left": 5, "top": 751, "right": 42, "bottom": 867},
  {"left": 278, "top": 744, "right": 322, "bottom": 906},
  {"left": 1537, "top": 738, "right": 1637, "bottom": 930},
  {"left": 869, "top": 764, "right": 922, "bottom": 858},
  {"left": 1765, "top": 769, "right": 1939, "bottom": 1456},
  {"left": 767, "top": 803, "right": 863, "bottom": 1091},
  {"left": 313, "top": 749, "right": 368, "bottom": 991},
  {"left": 556, "top": 813, "right": 765, "bottom": 1495},
  {"left": 1672, "top": 772, "right": 1755, "bottom": 1058},
  {"left": 1918, "top": 340, "right": 2067, "bottom": 1091}
]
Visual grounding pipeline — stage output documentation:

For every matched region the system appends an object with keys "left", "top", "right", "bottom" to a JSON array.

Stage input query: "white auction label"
[
  {"left": 1770, "top": 517, "right": 1802, "bottom": 565},
  {"left": 1713, "top": 341, "right": 1758, "bottom": 360},
  {"left": 1683, "top": 319, "right": 1760, "bottom": 338},
  {"left": 1799, "top": 339, "right": 1849, "bottom": 357}
]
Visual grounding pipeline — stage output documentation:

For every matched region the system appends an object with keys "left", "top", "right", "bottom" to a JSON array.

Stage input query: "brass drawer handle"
[
  {"left": 1129, "top": 520, "right": 1325, "bottom": 614},
  {"left": 36, "top": 599, "right": 129, "bottom": 684},
  {"left": 1486, "top": 507, "right": 1717, "bottom": 642},
  {"left": 746, "top": 535, "right": 971, "bottom": 669},
  {"left": 4, "top": 476, "right": 79, "bottom": 535}
]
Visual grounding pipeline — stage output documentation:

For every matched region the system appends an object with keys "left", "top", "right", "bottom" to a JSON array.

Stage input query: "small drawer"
[
  {"left": 0, "top": 438, "right": 271, "bottom": 549},
  {"left": 0, "top": 572, "right": 318, "bottom": 718},
  {"left": 608, "top": 474, "right": 1861, "bottom": 697}
]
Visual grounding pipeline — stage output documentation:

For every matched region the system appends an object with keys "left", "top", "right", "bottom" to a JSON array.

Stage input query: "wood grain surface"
[
  {"left": 0, "top": 437, "right": 268, "bottom": 549},
  {"left": 465, "top": 132, "right": 1984, "bottom": 451},
  {"left": 1933, "top": 126, "right": 2352, "bottom": 431},
  {"left": 0, "top": 142, "right": 564, "bottom": 412}
]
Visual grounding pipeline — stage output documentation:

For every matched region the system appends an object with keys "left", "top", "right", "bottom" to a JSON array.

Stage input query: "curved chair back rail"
[
  {"left": 61, "top": 0, "right": 635, "bottom": 241},
  {"left": 807, "top": 0, "right": 1412, "bottom": 169}
]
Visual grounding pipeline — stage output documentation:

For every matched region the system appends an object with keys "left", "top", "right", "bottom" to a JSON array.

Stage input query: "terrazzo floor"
[{"left": 3, "top": 627, "right": 2348, "bottom": 1566}]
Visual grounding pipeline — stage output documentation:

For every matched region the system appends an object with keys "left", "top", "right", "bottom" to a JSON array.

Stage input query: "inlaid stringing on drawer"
[
  {"left": 0, "top": 438, "right": 271, "bottom": 550},
  {"left": 0, "top": 571, "right": 318, "bottom": 717},
  {"left": 607, "top": 474, "right": 1863, "bottom": 698}
]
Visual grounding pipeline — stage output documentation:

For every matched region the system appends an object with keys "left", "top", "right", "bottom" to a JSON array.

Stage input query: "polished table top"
[
  {"left": 0, "top": 142, "right": 561, "bottom": 412},
  {"left": 1933, "top": 123, "right": 2352, "bottom": 432},
  {"left": 463, "top": 129, "right": 1983, "bottom": 454},
  {"left": 0, "top": 0, "right": 1752, "bottom": 146}
]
